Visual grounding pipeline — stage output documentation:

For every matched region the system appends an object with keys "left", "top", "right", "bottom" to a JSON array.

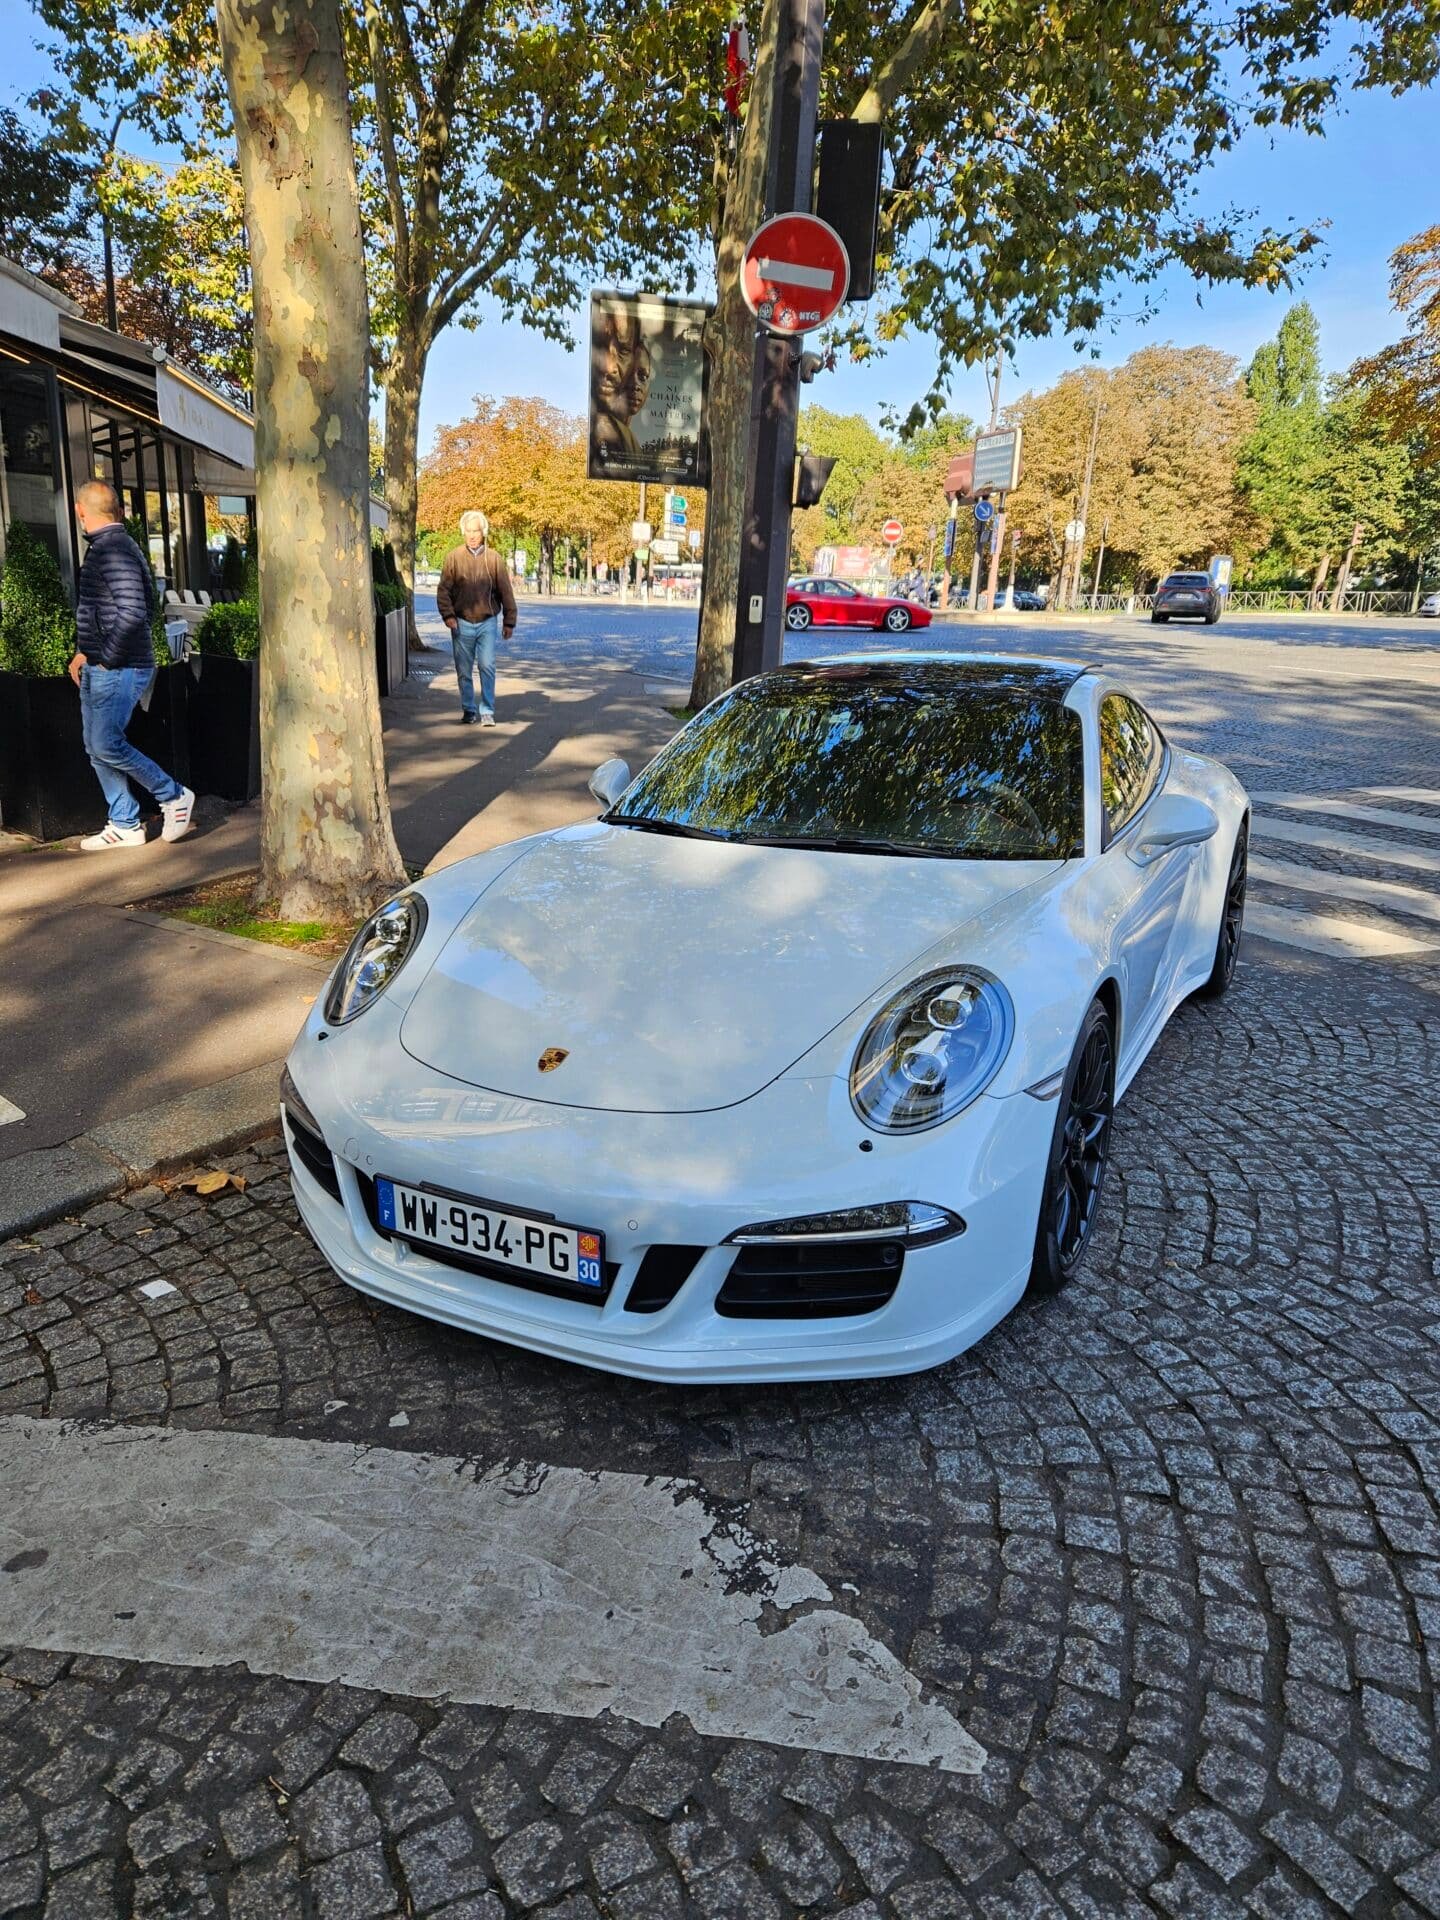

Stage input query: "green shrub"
[
  {"left": 0, "top": 523, "right": 76, "bottom": 677},
  {"left": 374, "top": 580, "right": 406, "bottom": 615},
  {"left": 196, "top": 600, "right": 260, "bottom": 660},
  {"left": 382, "top": 541, "right": 400, "bottom": 586}
]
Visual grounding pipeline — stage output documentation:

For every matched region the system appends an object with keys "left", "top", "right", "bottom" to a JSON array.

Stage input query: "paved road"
[{"left": 3, "top": 606, "right": 1440, "bottom": 1918}]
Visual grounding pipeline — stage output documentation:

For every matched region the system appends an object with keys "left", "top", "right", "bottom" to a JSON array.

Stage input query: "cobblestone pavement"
[{"left": 3, "top": 933, "right": 1439, "bottom": 1917}]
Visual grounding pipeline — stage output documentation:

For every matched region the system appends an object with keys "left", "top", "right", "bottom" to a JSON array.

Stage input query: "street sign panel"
[
  {"left": 688, "top": 529, "right": 703, "bottom": 550},
  {"left": 972, "top": 427, "right": 1023, "bottom": 495},
  {"left": 631, "top": 520, "right": 653, "bottom": 546},
  {"left": 1209, "top": 554, "right": 1233, "bottom": 590},
  {"left": 881, "top": 519, "right": 904, "bottom": 546},
  {"left": 651, "top": 538, "right": 681, "bottom": 561},
  {"left": 1063, "top": 519, "right": 1085, "bottom": 543},
  {"left": 672, "top": 496, "right": 687, "bottom": 513},
  {"left": 741, "top": 214, "right": 850, "bottom": 335},
  {"left": 973, "top": 499, "right": 995, "bottom": 523}
]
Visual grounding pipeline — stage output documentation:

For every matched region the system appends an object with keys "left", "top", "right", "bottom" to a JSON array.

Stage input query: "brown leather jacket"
[{"left": 437, "top": 543, "right": 518, "bottom": 629}]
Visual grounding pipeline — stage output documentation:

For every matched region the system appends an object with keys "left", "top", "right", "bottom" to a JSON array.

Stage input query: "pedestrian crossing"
[{"left": 1245, "top": 788, "right": 1440, "bottom": 965}]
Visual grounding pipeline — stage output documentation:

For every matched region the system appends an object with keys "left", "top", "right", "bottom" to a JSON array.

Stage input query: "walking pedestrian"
[
  {"left": 67, "top": 480, "right": 195, "bottom": 850},
  {"left": 436, "top": 510, "right": 517, "bottom": 726}
]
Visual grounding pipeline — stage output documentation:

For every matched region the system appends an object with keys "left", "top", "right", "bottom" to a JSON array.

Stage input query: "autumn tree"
[
  {"left": 216, "top": 0, "right": 403, "bottom": 920},
  {"left": 1352, "top": 226, "right": 1440, "bottom": 471}
]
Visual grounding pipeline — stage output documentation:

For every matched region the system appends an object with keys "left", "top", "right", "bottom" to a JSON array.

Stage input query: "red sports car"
[{"left": 785, "top": 576, "right": 934, "bottom": 635}]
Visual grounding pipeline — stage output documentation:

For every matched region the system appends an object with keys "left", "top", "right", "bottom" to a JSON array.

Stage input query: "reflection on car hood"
[{"left": 399, "top": 822, "right": 1057, "bottom": 1113}]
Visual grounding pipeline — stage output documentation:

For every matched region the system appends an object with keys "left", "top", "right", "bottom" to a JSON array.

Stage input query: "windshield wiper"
[
  {"left": 604, "top": 814, "right": 740, "bottom": 842},
  {"left": 742, "top": 833, "right": 960, "bottom": 859}
]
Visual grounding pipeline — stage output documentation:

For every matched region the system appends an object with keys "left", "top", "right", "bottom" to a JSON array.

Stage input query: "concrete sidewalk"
[{"left": 0, "top": 635, "right": 677, "bottom": 1212}]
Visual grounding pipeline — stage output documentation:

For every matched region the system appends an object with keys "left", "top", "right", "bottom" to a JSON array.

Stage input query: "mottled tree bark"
[
  {"left": 382, "top": 323, "right": 426, "bottom": 648},
  {"left": 217, "top": 0, "right": 405, "bottom": 922}
]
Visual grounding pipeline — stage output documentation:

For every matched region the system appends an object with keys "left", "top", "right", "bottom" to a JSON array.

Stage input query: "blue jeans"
[
  {"left": 79, "top": 665, "right": 182, "bottom": 827},
  {"left": 452, "top": 616, "right": 498, "bottom": 717}
]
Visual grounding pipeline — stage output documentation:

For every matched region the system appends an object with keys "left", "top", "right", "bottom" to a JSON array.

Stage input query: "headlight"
[
  {"left": 850, "top": 966, "right": 1013, "bottom": 1133},
  {"left": 324, "top": 892, "right": 427, "bottom": 1025}
]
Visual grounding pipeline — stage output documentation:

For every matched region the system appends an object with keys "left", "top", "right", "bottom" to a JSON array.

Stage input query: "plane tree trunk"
[{"left": 217, "top": 0, "right": 405, "bottom": 922}]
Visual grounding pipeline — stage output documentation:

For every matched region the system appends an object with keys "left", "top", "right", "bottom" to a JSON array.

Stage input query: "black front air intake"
[
  {"left": 624, "top": 1245, "right": 707, "bottom": 1314},
  {"left": 715, "top": 1239, "right": 904, "bottom": 1319},
  {"left": 285, "top": 1110, "right": 342, "bottom": 1203}
]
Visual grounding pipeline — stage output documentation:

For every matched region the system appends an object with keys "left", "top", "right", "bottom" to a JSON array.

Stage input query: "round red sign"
[
  {"left": 881, "top": 519, "right": 904, "bottom": 545},
  {"left": 741, "top": 213, "right": 850, "bottom": 336}
]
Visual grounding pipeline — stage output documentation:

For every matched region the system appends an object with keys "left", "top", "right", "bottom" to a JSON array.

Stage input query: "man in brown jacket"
[{"left": 436, "top": 510, "right": 518, "bottom": 725}]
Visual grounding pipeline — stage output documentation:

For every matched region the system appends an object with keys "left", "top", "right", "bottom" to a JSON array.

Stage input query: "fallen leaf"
[
  {"left": 23, "top": 1287, "right": 43, "bottom": 1306},
  {"left": 177, "top": 1169, "right": 247, "bottom": 1196}
]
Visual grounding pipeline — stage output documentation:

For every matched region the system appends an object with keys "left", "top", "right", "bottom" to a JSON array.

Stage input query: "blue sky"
[{"left": 7, "top": 17, "right": 1434, "bottom": 453}]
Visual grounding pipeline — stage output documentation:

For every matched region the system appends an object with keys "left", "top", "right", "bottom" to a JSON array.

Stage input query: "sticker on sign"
[{"left": 742, "top": 213, "right": 850, "bottom": 336}]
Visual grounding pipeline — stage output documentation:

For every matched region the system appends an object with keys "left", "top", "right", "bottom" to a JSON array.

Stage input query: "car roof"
[{"left": 800, "top": 651, "right": 1098, "bottom": 697}]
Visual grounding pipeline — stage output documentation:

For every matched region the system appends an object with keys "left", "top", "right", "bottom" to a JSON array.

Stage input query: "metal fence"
[{"left": 1064, "top": 589, "right": 1424, "bottom": 616}]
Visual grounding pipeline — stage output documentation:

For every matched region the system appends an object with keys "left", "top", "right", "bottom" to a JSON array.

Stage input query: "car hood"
[{"left": 399, "top": 822, "right": 1056, "bottom": 1113}]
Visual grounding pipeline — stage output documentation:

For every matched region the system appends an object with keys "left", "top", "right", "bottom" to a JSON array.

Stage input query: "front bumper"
[{"left": 283, "top": 1012, "right": 1054, "bottom": 1383}]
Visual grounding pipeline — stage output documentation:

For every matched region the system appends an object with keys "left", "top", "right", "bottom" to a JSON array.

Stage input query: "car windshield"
[{"left": 607, "top": 668, "right": 1084, "bottom": 859}]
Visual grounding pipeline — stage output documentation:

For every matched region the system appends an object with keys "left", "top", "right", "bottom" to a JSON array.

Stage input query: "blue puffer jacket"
[{"left": 76, "top": 522, "right": 156, "bottom": 669}]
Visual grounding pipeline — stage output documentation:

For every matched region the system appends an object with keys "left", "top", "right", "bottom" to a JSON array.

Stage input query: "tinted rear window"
[
  {"left": 610, "top": 673, "right": 1084, "bottom": 859},
  {"left": 1162, "top": 574, "right": 1211, "bottom": 587}
]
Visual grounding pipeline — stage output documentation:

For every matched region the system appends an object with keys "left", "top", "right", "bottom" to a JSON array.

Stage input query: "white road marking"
[
  {"left": 1250, "top": 855, "right": 1440, "bottom": 926},
  {"left": 0, "top": 1097, "right": 24, "bottom": 1126},
  {"left": 755, "top": 257, "right": 835, "bottom": 291},
  {"left": 1245, "top": 903, "right": 1440, "bottom": 960},
  {"left": 0, "top": 1417, "right": 984, "bottom": 1773},
  {"left": 1252, "top": 794, "right": 1440, "bottom": 837},
  {"left": 1254, "top": 816, "right": 1440, "bottom": 875},
  {"left": 1359, "top": 787, "right": 1440, "bottom": 804}
]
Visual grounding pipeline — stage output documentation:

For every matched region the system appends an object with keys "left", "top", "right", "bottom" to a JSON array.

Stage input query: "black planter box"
[
  {"left": 186, "top": 653, "right": 261, "bottom": 805},
  {"left": 0, "top": 670, "right": 96, "bottom": 840},
  {"left": 129, "top": 661, "right": 192, "bottom": 792},
  {"left": 375, "top": 606, "right": 408, "bottom": 697},
  {"left": 0, "top": 663, "right": 197, "bottom": 841}
]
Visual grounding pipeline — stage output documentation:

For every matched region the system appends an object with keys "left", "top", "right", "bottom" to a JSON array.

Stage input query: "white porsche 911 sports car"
[{"left": 282, "top": 654, "right": 1249, "bottom": 1383}]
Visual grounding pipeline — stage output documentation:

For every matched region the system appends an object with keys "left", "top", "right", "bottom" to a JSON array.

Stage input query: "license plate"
[{"left": 375, "top": 1177, "right": 606, "bottom": 1291}]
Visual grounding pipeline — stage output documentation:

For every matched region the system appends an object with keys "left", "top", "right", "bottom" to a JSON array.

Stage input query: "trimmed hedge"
[
  {"left": 374, "top": 580, "right": 406, "bottom": 615},
  {"left": 0, "top": 523, "right": 76, "bottom": 677},
  {"left": 196, "top": 600, "right": 261, "bottom": 660}
]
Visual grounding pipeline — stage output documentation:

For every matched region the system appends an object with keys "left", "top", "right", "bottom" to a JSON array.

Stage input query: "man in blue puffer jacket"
[{"left": 66, "top": 480, "right": 195, "bottom": 850}]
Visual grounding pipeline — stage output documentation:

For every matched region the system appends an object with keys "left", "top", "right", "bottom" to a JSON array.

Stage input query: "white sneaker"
[
  {"left": 160, "top": 786, "right": 197, "bottom": 843},
  {"left": 81, "top": 822, "right": 147, "bottom": 851}
]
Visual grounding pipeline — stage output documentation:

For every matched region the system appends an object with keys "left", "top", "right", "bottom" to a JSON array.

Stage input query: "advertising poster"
[{"left": 588, "top": 292, "right": 710, "bottom": 486}]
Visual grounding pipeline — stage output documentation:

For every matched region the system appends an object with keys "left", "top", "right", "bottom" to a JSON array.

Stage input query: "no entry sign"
[
  {"left": 741, "top": 213, "right": 850, "bottom": 335},
  {"left": 881, "top": 519, "right": 904, "bottom": 546}
]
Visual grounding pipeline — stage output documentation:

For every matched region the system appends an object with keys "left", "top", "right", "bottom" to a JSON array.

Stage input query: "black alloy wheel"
[
  {"left": 1028, "top": 999, "right": 1116, "bottom": 1296},
  {"left": 1197, "top": 822, "right": 1248, "bottom": 999},
  {"left": 785, "top": 603, "right": 812, "bottom": 630}
]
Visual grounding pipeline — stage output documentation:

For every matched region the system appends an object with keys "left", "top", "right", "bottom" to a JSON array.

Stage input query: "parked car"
[
  {"left": 282, "top": 652, "right": 1249, "bottom": 1383},
  {"left": 1419, "top": 592, "right": 1440, "bottom": 617},
  {"left": 785, "top": 577, "right": 934, "bottom": 634},
  {"left": 999, "top": 589, "right": 1044, "bottom": 612},
  {"left": 1152, "top": 572, "right": 1221, "bottom": 624}
]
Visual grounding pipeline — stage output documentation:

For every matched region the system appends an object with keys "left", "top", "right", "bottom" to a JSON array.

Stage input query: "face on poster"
[{"left": 588, "top": 293, "right": 709, "bottom": 485}]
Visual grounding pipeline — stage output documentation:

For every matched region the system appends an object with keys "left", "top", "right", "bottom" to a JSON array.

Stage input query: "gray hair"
[{"left": 459, "top": 510, "right": 489, "bottom": 539}]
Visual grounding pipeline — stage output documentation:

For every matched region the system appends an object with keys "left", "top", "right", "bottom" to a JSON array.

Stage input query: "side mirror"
[
  {"left": 1128, "top": 792, "right": 1218, "bottom": 866},
  {"left": 589, "top": 757, "right": 631, "bottom": 810}
]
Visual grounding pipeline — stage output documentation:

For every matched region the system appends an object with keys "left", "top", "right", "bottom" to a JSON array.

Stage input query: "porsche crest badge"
[{"left": 537, "top": 1047, "right": 570, "bottom": 1073}]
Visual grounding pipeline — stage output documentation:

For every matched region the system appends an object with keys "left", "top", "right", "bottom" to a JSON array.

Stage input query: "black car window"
[
  {"left": 608, "top": 671, "right": 1085, "bottom": 859},
  {"left": 1162, "top": 574, "right": 1210, "bottom": 588},
  {"left": 1100, "top": 694, "right": 1165, "bottom": 842}
]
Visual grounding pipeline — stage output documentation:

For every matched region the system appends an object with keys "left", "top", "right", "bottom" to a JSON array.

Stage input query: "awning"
[{"left": 0, "top": 259, "right": 68, "bottom": 353}]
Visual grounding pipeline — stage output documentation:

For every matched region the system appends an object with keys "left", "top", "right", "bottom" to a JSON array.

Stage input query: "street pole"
[
  {"left": 1091, "top": 517, "right": 1109, "bottom": 599},
  {"left": 731, "top": 0, "right": 824, "bottom": 682},
  {"left": 976, "top": 352, "right": 1003, "bottom": 612},
  {"left": 1070, "top": 397, "right": 1102, "bottom": 610},
  {"left": 1005, "top": 528, "right": 1018, "bottom": 606}
]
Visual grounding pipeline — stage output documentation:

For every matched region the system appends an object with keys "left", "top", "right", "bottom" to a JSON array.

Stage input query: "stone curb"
[{"left": 0, "top": 1060, "right": 285, "bottom": 1239}]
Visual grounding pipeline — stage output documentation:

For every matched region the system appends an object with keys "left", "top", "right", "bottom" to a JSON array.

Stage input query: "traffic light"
[{"left": 793, "top": 454, "right": 837, "bottom": 507}]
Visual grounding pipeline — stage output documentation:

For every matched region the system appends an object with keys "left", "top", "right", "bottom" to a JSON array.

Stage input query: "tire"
[
  {"left": 1151, "top": 612, "right": 1169, "bottom": 623},
  {"left": 1204, "top": 610, "right": 1219, "bottom": 625},
  {"left": 785, "top": 604, "right": 811, "bottom": 631},
  {"left": 1195, "top": 822, "right": 1248, "bottom": 999},
  {"left": 1028, "top": 999, "right": 1117, "bottom": 1297},
  {"left": 883, "top": 606, "right": 912, "bottom": 633}
]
